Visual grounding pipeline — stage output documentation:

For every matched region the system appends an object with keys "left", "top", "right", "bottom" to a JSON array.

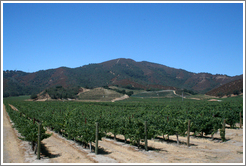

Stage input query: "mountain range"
[{"left": 3, "top": 58, "right": 243, "bottom": 97}]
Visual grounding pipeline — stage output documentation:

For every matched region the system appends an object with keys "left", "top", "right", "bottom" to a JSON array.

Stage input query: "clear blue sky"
[{"left": 3, "top": 2, "right": 244, "bottom": 76}]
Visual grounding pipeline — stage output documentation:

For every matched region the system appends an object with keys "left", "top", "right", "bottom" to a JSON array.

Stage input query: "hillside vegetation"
[
  {"left": 3, "top": 58, "right": 243, "bottom": 97},
  {"left": 206, "top": 78, "right": 243, "bottom": 97}
]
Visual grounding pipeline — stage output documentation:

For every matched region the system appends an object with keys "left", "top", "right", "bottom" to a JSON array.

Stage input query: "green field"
[{"left": 3, "top": 95, "right": 31, "bottom": 102}]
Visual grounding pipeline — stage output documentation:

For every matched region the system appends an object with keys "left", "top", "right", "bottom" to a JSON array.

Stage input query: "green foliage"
[
  {"left": 45, "top": 86, "right": 80, "bottom": 99},
  {"left": 4, "top": 96, "right": 242, "bottom": 150},
  {"left": 179, "top": 89, "right": 198, "bottom": 95},
  {"left": 3, "top": 69, "right": 56, "bottom": 97},
  {"left": 217, "top": 92, "right": 225, "bottom": 98},
  {"left": 186, "top": 89, "right": 196, "bottom": 95},
  {"left": 122, "top": 84, "right": 144, "bottom": 90},
  {"left": 30, "top": 94, "right": 38, "bottom": 99},
  {"left": 103, "top": 86, "right": 134, "bottom": 96},
  {"left": 226, "top": 92, "right": 231, "bottom": 97},
  {"left": 126, "top": 91, "right": 134, "bottom": 96},
  {"left": 4, "top": 103, "right": 51, "bottom": 148},
  {"left": 233, "top": 90, "right": 240, "bottom": 95},
  {"left": 220, "top": 128, "right": 226, "bottom": 142}
]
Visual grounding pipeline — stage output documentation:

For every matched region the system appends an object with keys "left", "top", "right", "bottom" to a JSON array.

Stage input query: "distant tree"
[
  {"left": 126, "top": 91, "right": 134, "bottom": 96},
  {"left": 233, "top": 90, "right": 240, "bottom": 95},
  {"left": 3, "top": 92, "right": 9, "bottom": 98},
  {"left": 103, "top": 85, "right": 109, "bottom": 89},
  {"left": 217, "top": 92, "right": 224, "bottom": 98},
  {"left": 226, "top": 92, "right": 231, "bottom": 97},
  {"left": 183, "top": 89, "right": 197, "bottom": 95},
  {"left": 116, "top": 89, "right": 126, "bottom": 94},
  {"left": 10, "top": 91, "right": 19, "bottom": 96},
  {"left": 85, "top": 85, "right": 93, "bottom": 89},
  {"left": 30, "top": 94, "right": 38, "bottom": 99}
]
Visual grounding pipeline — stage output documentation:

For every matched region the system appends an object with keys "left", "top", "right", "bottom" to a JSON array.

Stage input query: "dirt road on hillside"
[{"left": 3, "top": 104, "right": 244, "bottom": 163}]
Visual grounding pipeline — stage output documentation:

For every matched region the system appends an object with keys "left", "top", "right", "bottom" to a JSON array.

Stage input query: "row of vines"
[
  {"left": 4, "top": 104, "right": 51, "bottom": 152},
  {"left": 3, "top": 99, "right": 243, "bottom": 153}
]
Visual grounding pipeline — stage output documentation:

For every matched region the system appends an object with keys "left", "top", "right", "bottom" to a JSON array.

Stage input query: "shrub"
[
  {"left": 233, "top": 90, "right": 240, "bottom": 95},
  {"left": 126, "top": 91, "right": 134, "bottom": 96},
  {"left": 226, "top": 92, "right": 231, "bottom": 97},
  {"left": 3, "top": 92, "right": 10, "bottom": 98},
  {"left": 30, "top": 94, "right": 38, "bottom": 99},
  {"left": 217, "top": 92, "right": 224, "bottom": 98}
]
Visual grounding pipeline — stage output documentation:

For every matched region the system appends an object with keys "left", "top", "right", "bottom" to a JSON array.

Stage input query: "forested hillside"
[{"left": 3, "top": 58, "right": 243, "bottom": 97}]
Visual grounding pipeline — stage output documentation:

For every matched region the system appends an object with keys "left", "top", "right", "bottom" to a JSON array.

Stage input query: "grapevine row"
[
  {"left": 4, "top": 99, "right": 243, "bottom": 152},
  {"left": 4, "top": 103, "right": 51, "bottom": 152}
]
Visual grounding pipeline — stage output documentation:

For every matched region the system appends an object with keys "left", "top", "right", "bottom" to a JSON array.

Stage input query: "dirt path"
[
  {"left": 9, "top": 104, "right": 18, "bottom": 111},
  {"left": 111, "top": 94, "right": 129, "bottom": 102},
  {"left": 3, "top": 104, "right": 244, "bottom": 163},
  {"left": 98, "top": 138, "right": 160, "bottom": 163},
  {"left": 148, "top": 132, "right": 243, "bottom": 163},
  {"left": 41, "top": 130, "right": 95, "bottom": 163},
  {"left": 101, "top": 130, "right": 243, "bottom": 163},
  {"left": 3, "top": 104, "right": 25, "bottom": 163}
]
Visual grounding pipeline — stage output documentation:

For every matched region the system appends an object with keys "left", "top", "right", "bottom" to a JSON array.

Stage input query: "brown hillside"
[
  {"left": 206, "top": 78, "right": 243, "bottom": 96},
  {"left": 111, "top": 78, "right": 176, "bottom": 90},
  {"left": 49, "top": 67, "right": 69, "bottom": 88},
  {"left": 3, "top": 58, "right": 243, "bottom": 96}
]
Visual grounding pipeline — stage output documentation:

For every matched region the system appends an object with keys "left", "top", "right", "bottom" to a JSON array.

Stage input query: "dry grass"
[{"left": 78, "top": 87, "right": 123, "bottom": 101}]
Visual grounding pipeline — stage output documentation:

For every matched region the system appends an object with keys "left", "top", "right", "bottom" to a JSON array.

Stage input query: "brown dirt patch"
[
  {"left": 100, "top": 130, "right": 243, "bottom": 163},
  {"left": 208, "top": 99, "right": 219, "bottom": 101},
  {"left": 190, "top": 98, "right": 201, "bottom": 100},
  {"left": 111, "top": 94, "right": 129, "bottom": 102}
]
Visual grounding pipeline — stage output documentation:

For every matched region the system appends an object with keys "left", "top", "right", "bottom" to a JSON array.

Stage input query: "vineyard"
[{"left": 3, "top": 96, "right": 243, "bottom": 163}]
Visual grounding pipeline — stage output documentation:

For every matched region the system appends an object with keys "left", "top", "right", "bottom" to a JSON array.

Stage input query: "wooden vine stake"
[
  {"left": 240, "top": 112, "right": 242, "bottom": 129},
  {"left": 95, "top": 122, "right": 99, "bottom": 155},
  {"left": 37, "top": 123, "right": 41, "bottom": 160},
  {"left": 187, "top": 119, "right": 190, "bottom": 147},
  {"left": 220, "top": 119, "right": 226, "bottom": 142},
  {"left": 167, "top": 116, "right": 169, "bottom": 140},
  {"left": 145, "top": 121, "right": 148, "bottom": 151},
  {"left": 223, "top": 119, "right": 226, "bottom": 140},
  {"left": 114, "top": 134, "right": 116, "bottom": 141},
  {"left": 176, "top": 133, "right": 179, "bottom": 145},
  {"left": 89, "top": 142, "right": 92, "bottom": 153}
]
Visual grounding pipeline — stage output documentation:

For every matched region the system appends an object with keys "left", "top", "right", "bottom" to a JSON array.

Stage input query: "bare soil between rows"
[{"left": 3, "top": 104, "right": 244, "bottom": 163}]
